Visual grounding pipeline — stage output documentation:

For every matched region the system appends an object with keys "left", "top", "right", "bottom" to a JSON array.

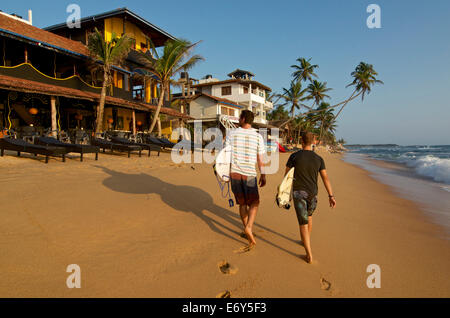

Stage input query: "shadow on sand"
[{"left": 96, "top": 166, "right": 300, "bottom": 258}]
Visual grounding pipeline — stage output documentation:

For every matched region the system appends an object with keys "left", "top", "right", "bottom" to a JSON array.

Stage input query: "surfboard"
[
  {"left": 213, "top": 144, "right": 232, "bottom": 182},
  {"left": 276, "top": 167, "right": 295, "bottom": 209}
]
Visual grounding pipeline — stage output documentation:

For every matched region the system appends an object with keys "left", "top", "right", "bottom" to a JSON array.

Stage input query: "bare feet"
[
  {"left": 306, "top": 254, "right": 313, "bottom": 264},
  {"left": 244, "top": 227, "right": 256, "bottom": 245}
]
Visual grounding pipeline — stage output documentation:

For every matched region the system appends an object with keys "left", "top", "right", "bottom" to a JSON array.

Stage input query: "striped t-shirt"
[{"left": 224, "top": 127, "right": 266, "bottom": 177}]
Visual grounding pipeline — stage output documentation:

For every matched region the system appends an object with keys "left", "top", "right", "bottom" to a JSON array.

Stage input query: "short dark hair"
[
  {"left": 240, "top": 110, "right": 254, "bottom": 125},
  {"left": 301, "top": 131, "right": 315, "bottom": 146}
]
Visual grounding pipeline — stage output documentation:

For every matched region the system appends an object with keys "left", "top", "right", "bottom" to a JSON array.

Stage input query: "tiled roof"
[
  {"left": 192, "top": 93, "right": 242, "bottom": 108},
  {"left": 0, "top": 74, "right": 95, "bottom": 100},
  {"left": 0, "top": 74, "right": 191, "bottom": 119},
  {"left": 0, "top": 13, "right": 90, "bottom": 57}
]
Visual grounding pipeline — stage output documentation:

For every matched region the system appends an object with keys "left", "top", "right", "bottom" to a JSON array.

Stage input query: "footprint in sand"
[
  {"left": 320, "top": 277, "right": 332, "bottom": 291},
  {"left": 234, "top": 244, "right": 255, "bottom": 254},
  {"left": 217, "top": 290, "right": 231, "bottom": 298},
  {"left": 218, "top": 261, "right": 238, "bottom": 275}
]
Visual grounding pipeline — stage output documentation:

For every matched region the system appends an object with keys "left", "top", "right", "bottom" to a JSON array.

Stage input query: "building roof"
[
  {"left": 227, "top": 69, "right": 255, "bottom": 78},
  {"left": 191, "top": 79, "right": 272, "bottom": 92},
  {"left": 45, "top": 8, "right": 176, "bottom": 47},
  {"left": 0, "top": 74, "right": 191, "bottom": 118},
  {"left": 191, "top": 93, "right": 243, "bottom": 108},
  {"left": 0, "top": 12, "right": 90, "bottom": 58}
]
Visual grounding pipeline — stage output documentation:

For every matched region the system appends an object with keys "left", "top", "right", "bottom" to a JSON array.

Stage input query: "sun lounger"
[
  {"left": 145, "top": 136, "right": 166, "bottom": 147},
  {"left": 0, "top": 137, "right": 67, "bottom": 163},
  {"left": 159, "top": 137, "right": 176, "bottom": 148},
  {"left": 91, "top": 138, "right": 142, "bottom": 158},
  {"left": 35, "top": 137, "right": 99, "bottom": 162},
  {"left": 111, "top": 137, "right": 161, "bottom": 157}
]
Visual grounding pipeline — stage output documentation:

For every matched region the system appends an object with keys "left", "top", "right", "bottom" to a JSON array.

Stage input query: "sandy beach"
[{"left": 0, "top": 149, "right": 449, "bottom": 298}]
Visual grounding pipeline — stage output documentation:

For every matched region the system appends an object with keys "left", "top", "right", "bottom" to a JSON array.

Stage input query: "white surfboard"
[
  {"left": 214, "top": 144, "right": 232, "bottom": 182},
  {"left": 276, "top": 167, "right": 295, "bottom": 209}
]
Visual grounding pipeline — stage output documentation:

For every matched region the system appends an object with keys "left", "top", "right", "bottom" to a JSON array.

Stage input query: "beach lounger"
[
  {"left": 145, "top": 136, "right": 166, "bottom": 147},
  {"left": 35, "top": 137, "right": 100, "bottom": 162},
  {"left": 91, "top": 138, "right": 142, "bottom": 158},
  {"left": 0, "top": 137, "right": 67, "bottom": 163},
  {"left": 159, "top": 137, "right": 176, "bottom": 148},
  {"left": 111, "top": 137, "right": 161, "bottom": 157}
]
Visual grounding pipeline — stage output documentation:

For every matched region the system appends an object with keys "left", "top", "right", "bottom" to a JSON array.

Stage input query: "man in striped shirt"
[{"left": 224, "top": 110, "right": 266, "bottom": 248}]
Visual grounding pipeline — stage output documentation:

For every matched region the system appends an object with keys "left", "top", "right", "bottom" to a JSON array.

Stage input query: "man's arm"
[
  {"left": 257, "top": 153, "right": 266, "bottom": 187},
  {"left": 319, "top": 169, "right": 336, "bottom": 208},
  {"left": 284, "top": 166, "right": 291, "bottom": 176}
]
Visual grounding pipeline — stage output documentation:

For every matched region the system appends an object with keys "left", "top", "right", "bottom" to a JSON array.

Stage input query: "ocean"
[{"left": 343, "top": 145, "right": 450, "bottom": 238}]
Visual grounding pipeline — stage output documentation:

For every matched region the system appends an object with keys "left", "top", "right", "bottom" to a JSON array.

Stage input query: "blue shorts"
[{"left": 293, "top": 190, "right": 317, "bottom": 225}]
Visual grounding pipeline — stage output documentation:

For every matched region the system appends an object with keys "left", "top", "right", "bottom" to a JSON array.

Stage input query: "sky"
[{"left": 3, "top": 0, "right": 450, "bottom": 145}]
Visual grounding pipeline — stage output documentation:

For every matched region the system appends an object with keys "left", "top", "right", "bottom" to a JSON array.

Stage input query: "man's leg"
[
  {"left": 298, "top": 216, "right": 312, "bottom": 246},
  {"left": 244, "top": 203, "right": 258, "bottom": 245},
  {"left": 239, "top": 205, "right": 249, "bottom": 228},
  {"left": 300, "top": 224, "right": 313, "bottom": 263},
  {"left": 308, "top": 216, "right": 313, "bottom": 234}
]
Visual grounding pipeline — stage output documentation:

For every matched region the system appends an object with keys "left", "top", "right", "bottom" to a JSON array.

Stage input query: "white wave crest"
[{"left": 405, "top": 155, "right": 450, "bottom": 184}]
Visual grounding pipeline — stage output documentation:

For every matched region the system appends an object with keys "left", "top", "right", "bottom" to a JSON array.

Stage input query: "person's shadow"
[{"left": 95, "top": 166, "right": 300, "bottom": 257}]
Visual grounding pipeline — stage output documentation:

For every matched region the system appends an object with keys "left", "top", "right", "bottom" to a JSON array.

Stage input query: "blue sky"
[{"left": 4, "top": 0, "right": 450, "bottom": 145}]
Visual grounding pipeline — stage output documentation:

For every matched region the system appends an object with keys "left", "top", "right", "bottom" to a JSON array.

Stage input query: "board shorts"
[
  {"left": 293, "top": 190, "right": 318, "bottom": 225},
  {"left": 230, "top": 173, "right": 260, "bottom": 206}
]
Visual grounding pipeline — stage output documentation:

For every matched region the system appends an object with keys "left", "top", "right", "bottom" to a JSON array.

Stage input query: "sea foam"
[{"left": 405, "top": 155, "right": 450, "bottom": 185}]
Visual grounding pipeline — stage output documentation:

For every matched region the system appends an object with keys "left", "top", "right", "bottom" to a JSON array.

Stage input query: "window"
[
  {"left": 114, "top": 71, "right": 124, "bottom": 89},
  {"left": 221, "top": 86, "right": 232, "bottom": 95},
  {"left": 221, "top": 106, "right": 235, "bottom": 116},
  {"left": 243, "top": 86, "right": 249, "bottom": 94}
]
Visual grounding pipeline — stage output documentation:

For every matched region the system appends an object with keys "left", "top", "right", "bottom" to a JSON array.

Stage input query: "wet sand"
[{"left": 0, "top": 148, "right": 449, "bottom": 297}]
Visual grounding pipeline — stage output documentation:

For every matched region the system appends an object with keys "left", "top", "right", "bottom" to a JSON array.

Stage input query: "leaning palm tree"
[
  {"left": 291, "top": 57, "right": 319, "bottom": 82},
  {"left": 311, "top": 102, "right": 335, "bottom": 143},
  {"left": 278, "top": 80, "right": 309, "bottom": 118},
  {"left": 306, "top": 80, "right": 332, "bottom": 107},
  {"left": 334, "top": 62, "right": 384, "bottom": 119},
  {"left": 136, "top": 39, "right": 204, "bottom": 136},
  {"left": 88, "top": 28, "right": 134, "bottom": 133}
]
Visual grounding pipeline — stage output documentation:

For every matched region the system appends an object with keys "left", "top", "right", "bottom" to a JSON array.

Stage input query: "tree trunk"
[
  {"left": 319, "top": 121, "right": 324, "bottom": 144},
  {"left": 50, "top": 96, "right": 57, "bottom": 137},
  {"left": 148, "top": 84, "right": 166, "bottom": 134},
  {"left": 132, "top": 110, "right": 136, "bottom": 135},
  {"left": 157, "top": 116, "right": 162, "bottom": 138},
  {"left": 95, "top": 68, "right": 109, "bottom": 133},
  {"left": 334, "top": 90, "right": 358, "bottom": 120}
]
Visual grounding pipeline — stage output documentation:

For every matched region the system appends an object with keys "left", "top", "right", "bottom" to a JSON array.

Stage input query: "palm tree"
[
  {"left": 278, "top": 80, "right": 309, "bottom": 118},
  {"left": 311, "top": 102, "right": 335, "bottom": 143},
  {"left": 306, "top": 80, "right": 332, "bottom": 107},
  {"left": 267, "top": 104, "right": 289, "bottom": 121},
  {"left": 87, "top": 28, "right": 134, "bottom": 133},
  {"left": 136, "top": 39, "right": 204, "bottom": 136},
  {"left": 334, "top": 62, "right": 384, "bottom": 119},
  {"left": 291, "top": 57, "right": 318, "bottom": 82},
  {"left": 292, "top": 115, "right": 316, "bottom": 144},
  {"left": 276, "top": 61, "right": 381, "bottom": 130}
]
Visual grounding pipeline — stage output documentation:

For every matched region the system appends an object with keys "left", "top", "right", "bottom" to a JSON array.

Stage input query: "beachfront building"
[
  {"left": 180, "top": 69, "right": 273, "bottom": 127},
  {"left": 0, "top": 8, "right": 190, "bottom": 140}
]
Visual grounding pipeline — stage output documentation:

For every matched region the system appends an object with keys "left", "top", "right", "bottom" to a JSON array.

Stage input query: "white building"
[{"left": 187, "top": 69, "right": 273, "bottom": 125}]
